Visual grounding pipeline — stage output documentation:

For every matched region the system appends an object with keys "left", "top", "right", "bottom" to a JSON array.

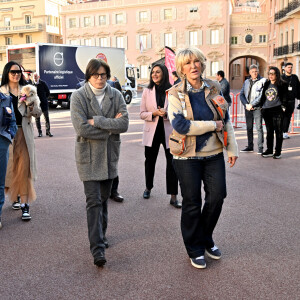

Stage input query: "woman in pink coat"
[{"left": 140, "top": 64, "right": 181, "bottom": 208}]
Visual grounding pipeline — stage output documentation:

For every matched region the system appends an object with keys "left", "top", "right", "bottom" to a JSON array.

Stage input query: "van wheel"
[{"left": 124, "top": 91, "right": 132, "bottom": 104}]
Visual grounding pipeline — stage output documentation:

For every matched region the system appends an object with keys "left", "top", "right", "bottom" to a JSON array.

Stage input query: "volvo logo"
[{"left": 54, "top": 52, "right": 63, "bottom": 66}]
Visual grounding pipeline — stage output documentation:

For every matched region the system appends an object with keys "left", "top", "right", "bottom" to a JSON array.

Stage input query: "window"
[
  {"left": 139, "top": 11, "right": 147, "bottom": 22},
  {"left": 189, "top": 31, "right": 198, "bottom": 46},
  {"left": 84, "top": 39, "right": 92, "bottom": 46},
  {"left": 164, "top": 33, "right": 172, "bottom": 47},
  {"left": 259, "top": 35, "right": 266, "bottom": 43},
  {"left": 280, "top": 33, "right": 283, "bottom": 46},
  {"left": 25, "top": 35, "right": 32, "bottom": 43},
  {"left": 4, "top": 17, "right": 10, "bottom": 27},
  {"left": 116, "top": 36, "right": 124, "bottom": 48},
  {"left": 69, "top": 40, "right": 78, "bottom": 45},
  {"left": 84, "top": 17, "right": 91, "bottom": 27},
  {"left": 100, "top": 37, "right": 108, "bottom": 47},
  {"left": 69, "top": 18, "right": 76, "bottom": 28},
  {"left": 211, "top": 30, "right": 219, "bottom": 45},
  {"left": 141, "top": 65, "right": 149, "bottom": 79},
  {"left": 140, "top": 34, "right": 147, "bottom": 49},
  {"left": 233, "top": 64, "right": 241, "bottom": 76},
  {"left": 5, "top": 37, "right": 12, "bottom": 45},
  {"left": 211, "top": 61, "right": 219, "bottom": 76},
  {"left": 291, "top": 29, "right": 294, "bottom": 45},
  {"left": 99, "top": 15, "right": 106, "bottom": 25},
  {"left": 164, "top": 9, "right": 172, "bottom": 20},
  {"left": 231, "top": 36, "right": 238, "bottom": 44},
  {"left": 25, "top": 15, "right": 31, "bottom": 24},
  {"left": 189, "top": 7, "right": 198, "bottom": 13},
  {"left": 116, "top": 13, "right": 123, "bottom": 24}
]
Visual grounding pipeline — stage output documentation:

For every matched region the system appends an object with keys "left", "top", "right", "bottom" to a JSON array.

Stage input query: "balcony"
[
  {"left": 0, "top": 23, "right": 44, "bottom": 34},
  {"left": 274, "top": 43, "right": 300, "bottom": 56},
  {"left": 275, "top": 0, "right": 300, "bottom": 22},
  {"left": 0, "top": 45, "right": 7, "bottom": 53}
]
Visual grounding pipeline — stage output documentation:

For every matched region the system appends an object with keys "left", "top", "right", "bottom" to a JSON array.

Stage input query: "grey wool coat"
[{"left": 70, "top": 82, "right": 129, "bottom": 182}]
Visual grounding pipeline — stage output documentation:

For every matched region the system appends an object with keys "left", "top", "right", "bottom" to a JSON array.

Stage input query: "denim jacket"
[{"left": 0, "top": 92, "right": 17, "bottom": 143}]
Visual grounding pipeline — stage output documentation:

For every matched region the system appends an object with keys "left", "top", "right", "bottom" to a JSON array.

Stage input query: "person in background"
[
  {"left": 0, "top": 89, "right": 17, "bottom": 229},
  {"left": 140, "top": 63, "right": 181, "bottom": 208},
  {"left": 281, "top": 62, "right": 300, "bottom": 139},
  {"left": 168, "top": 47, "right": 238, "bottom": 269},
  {"left": 24, "top": 71, "right": 33, "bottom": 84},
  {"left": 71, "top": 58, "right": 129, "bottom": 267},
  {"left": 33, "top": 73, "right": 53, "bottom": 137},
  {"left": 239, "top": 64, "right": 266, "bottom": 154},
  {"left": 111, "top": 76, "right": 122, "bottom": 92},
  {"left": 172, "top": 71, "right": 181, "bottom": 85},
  {"left": 1, "top": 61, "right": 42, "bottom": 220},
  {"left": 250, "top": 67, "right": 288, "bottom": 159},
  {"left": 216, "top": 70, "right": 232, "bottom": 107}
]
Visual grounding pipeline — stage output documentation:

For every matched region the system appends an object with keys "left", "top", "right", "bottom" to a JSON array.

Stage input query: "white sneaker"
[{"left": 283, "top": 133, "right": 290, "bottom": 139}]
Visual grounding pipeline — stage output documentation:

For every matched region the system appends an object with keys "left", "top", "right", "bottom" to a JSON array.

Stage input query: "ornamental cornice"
[
  {"left": 136, "top": 28, "right": 151, "bottom": 34},
  {"left": 207, "top": 51, "right": 224, "bottom": 60},
  {"left": 207, "top": 22, "right": 224, "bottom": 29},
  {"left": 185, "top": 23, "right": 202, "bottom": 30},
  {"left": 113, "top": 30, "right": 127, "bottom": 35},
  {"left": 136, "top": 55, "right": 151, "bottom": 64}
]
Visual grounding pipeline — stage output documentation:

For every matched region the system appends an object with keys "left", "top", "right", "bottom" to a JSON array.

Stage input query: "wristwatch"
[{"left": 213, "top": 121, "right": 217, "bottom": 131}]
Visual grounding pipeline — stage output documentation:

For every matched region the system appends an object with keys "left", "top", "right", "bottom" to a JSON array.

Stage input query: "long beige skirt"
[{"left": 6, "top": 128, "right": 36, "bottom": 203}]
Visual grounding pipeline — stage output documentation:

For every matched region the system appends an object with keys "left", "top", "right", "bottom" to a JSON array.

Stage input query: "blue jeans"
[
  {"left": 0, "top": 136, "right": 10, "bottom": 217},
  {"left": 173, "top": 153, "right": 227, "bottom": 258},
  {"left": 245, "top": 109, "right": 264, "bottom": 150}
]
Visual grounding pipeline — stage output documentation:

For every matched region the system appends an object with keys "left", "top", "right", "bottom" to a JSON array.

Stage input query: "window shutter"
[
  {"left": 147, "top": 10, "right": 151, "bottom": 22},
  {"left": 185, "top": 31, "right": 189, "bottom": 45},
  {"left": 206, "top": 61, "right": 211, "bottom": 76},
  {"left": 160, "top": 33, "right": 164, "bottom": 47},
  {"left": 136, "top": 35, "right": 140, "bottom": 49},
  {"left": 76, "top": 17, "right": 80, "bottom": 28},
  {"left": 160, "top": 9, "right": 164, "bottom": 21},
  {"left": 172, "top": 32, "right": 177, "bottom": 47},
  {"left": 206, "top": 29, "right": 211, "bottom": 45},
  {"left": 172, "top": 7, "right": 177, "bottom": 19},
  {"left": 124, "top": 13, "right": 127, "bottom": 24},
  {"left": 136, "top": 11, "right": 140, "bottom": 23},
  {"left": 124, "top": 36, "right": 128, "bottom": 50},
  {"left": 112, "top": 36, "right": 116, "bottom": 47},
  {"left": 112, "top": 13, "right": 116, "bottom": 25},
  {"left": 96, "top": 38, "right": 99, "bottom": 46},
  {"left": 220, "top": 28, "right": 224, "bottom": 44},
  {"left": 91, "top": 16, "right": 94, "bottom": 27},
  {"left": 66, "top": 19, "right": 70, "bottom": 29},
  {"left": 92, "top": 38, "right": 96, "bottom": 46},
  {"left": 147, "top": 33, "right": 152, "bottom": 49},
  {"left": 255, "top": 35, "right": 260, "bottom": 43},
  {"left": 106, "top": 14, "right": 110, "bottom": 25},
  {"left": 198, "top": 30, "right": 203, "bottom": 45},
  {"left": 219, "top": 60, "right": 224, "bottom": 71},
  {"left": 107, "top": 37, "right": 111, "bottom": 47}
]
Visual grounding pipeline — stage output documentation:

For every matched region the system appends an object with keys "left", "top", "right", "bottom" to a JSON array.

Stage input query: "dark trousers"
[
  {"left": 262, "top": 107, "right": 284, "bottom": 154},
  {"left": 245, "top": 109, "right": 264, "bottom": 150},
  {"left": 36, "top": 110, "right": 50, "bottom": 133},
  {"left": 110, "top": 176, "right": 119, "bottom": 197},
  {"left": 282, "top": 101, "right": 295, "bottom": 133},
  {"left": 83, "top": 179, "right": 113, "bottom": 258},
  {"left": 173, "top": 153, "right": 226, "bottom": 258},
  {"left": 144, "top": 127, "right": 178, "bottom": 195}
]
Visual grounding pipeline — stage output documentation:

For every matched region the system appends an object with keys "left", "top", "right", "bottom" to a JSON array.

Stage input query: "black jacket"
[
  {"left": 281, "top": 74, "right": 300, "bottom": 102},
  {"left": 259, "top": 80, "right": 288, "bottom": 109},
  {"left": 34, "top": 79, "right": 50, "bottom": 111}
]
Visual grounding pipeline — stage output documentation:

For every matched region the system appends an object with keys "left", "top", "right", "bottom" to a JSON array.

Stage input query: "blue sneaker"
[
  {"left": 190, "top": 256, "right": 206, "bottom": 269},
  {"left": 205, "top": 245, "right": 222, "bottom": 260}
]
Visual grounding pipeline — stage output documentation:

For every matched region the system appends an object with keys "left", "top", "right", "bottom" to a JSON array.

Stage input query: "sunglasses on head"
[{"left": 9, "top": 70, "right": 22, "bottom": 75}]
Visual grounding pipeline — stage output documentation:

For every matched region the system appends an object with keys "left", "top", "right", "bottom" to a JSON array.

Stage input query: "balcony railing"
[
  {"left": 274, "top": 42, "right": 300, "bottom": 56},
  {"left": 0, "top": 23, "right": 44, "bottom": 33},
  {"left": 275, "top": 0, "right": 300, "bottom": 22}
]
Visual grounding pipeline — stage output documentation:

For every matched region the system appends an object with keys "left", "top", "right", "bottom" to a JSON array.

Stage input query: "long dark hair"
[
  {"left": 148, "top": 64, "right": 171, "bottom": 91},
  {"left": 268, "top": 66, "right": 285, "bottom": 86},
  {"left": 1, "top": 61, "right": 27, "bottom": 86}
]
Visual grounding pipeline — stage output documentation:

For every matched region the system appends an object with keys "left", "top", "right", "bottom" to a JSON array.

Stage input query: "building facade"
[
  {"left": 61, "top": 0, "right": 230, "bottom": 83},
  {"left": 0, "top": 0, "right": 68, "bottom": 72}
]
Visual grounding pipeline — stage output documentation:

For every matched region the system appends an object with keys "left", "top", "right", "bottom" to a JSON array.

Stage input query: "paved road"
[{"left": 0, "top": 101, "right": 299, "bottom": 300}]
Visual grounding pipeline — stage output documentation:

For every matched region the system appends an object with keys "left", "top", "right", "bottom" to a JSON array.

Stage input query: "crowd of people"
[{"left": 1, "top": 47, "right": 299, "bottom": 270}]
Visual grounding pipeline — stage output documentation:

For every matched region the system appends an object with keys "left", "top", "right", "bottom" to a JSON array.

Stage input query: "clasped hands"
[
  {"left": 152, "top": 106, "right": 167, "bottom": 117},
  {"left": 87, "top": 112, "right": 122, "bottom": 126},
  {"left": 246, "top": 104, "right": 254, "bottom": 111}
]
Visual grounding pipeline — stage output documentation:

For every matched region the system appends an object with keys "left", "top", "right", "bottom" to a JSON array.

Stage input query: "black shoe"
[
  {"left": 110, "top": 194, "right": 124, "bottom": 203},
  {"left": 103, "top": 237, "right": 109, "bottom": 249},
  {"left": 273, "top": 152, "right": 282, "bottom": 159},
  {"left": 38, "top": 132, "right": 42, "bottom": 137},
  {"left": 190, "top": 256, "right": 206, "bottom": 269},
  {"left": 262, "top": 150, "right": 273, "bottom": 157},
  {"left": 46, "top": 131, "right": 53, "bottom": 137},
  {"left": 205, "top": 245, "right": 222, "bottom": 260},
  {"left": 21, "top": 204, "right": 31, "bottom": 221},
  {"left": 170, "top": 198, "right": 182, "bottom": 208},
  {"left": 94, "top": 253, "right": 106, "bottom": 267},
  {"left": 257, "top": 148, "right": 263, "bottom": 155},
  {"left": 297, "top": 104, "right": 300, "bottom": 110},
  {"left": 143, "top": 189, "right": 151, "bottom": 199},
  {"left": 12, "top": 196, "right": 21, "bottom": 210},
  {"left": 240, "top": 146, "right": 254, "bottom": 153}
]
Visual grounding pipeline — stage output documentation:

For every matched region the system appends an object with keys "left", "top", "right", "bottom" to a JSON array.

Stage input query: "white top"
[{"left": 88, "top": 82, "right": 107, "bottom": 108}]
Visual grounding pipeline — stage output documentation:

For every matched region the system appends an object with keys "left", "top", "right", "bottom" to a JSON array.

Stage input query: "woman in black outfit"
[{"left": 256, "top": 67, "right": 288, "bottom": 159}]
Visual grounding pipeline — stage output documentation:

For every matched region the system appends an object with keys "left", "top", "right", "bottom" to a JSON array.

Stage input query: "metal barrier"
[{"left": 230, "top": 93, "right": 300, "bottom": 133}]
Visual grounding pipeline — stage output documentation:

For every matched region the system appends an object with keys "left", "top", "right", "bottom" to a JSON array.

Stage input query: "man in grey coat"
[{"left": 71, "top": 58, "right": 129, "bottom": 267}]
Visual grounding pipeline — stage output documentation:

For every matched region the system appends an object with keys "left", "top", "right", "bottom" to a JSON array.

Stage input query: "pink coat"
[{"left": 140, "top": 86, "right": 173, "bottom": 148}]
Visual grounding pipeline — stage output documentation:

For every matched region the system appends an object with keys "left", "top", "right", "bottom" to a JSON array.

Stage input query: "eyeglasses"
[
  {"left": 268, "top": 72, "right": 276, "bottom": 75},
  {"left": 9, "top": 70, "right": 22, "bottom": 75},
  {"left": 91, "top": 73, "right": 107, "bottom": 79}
]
